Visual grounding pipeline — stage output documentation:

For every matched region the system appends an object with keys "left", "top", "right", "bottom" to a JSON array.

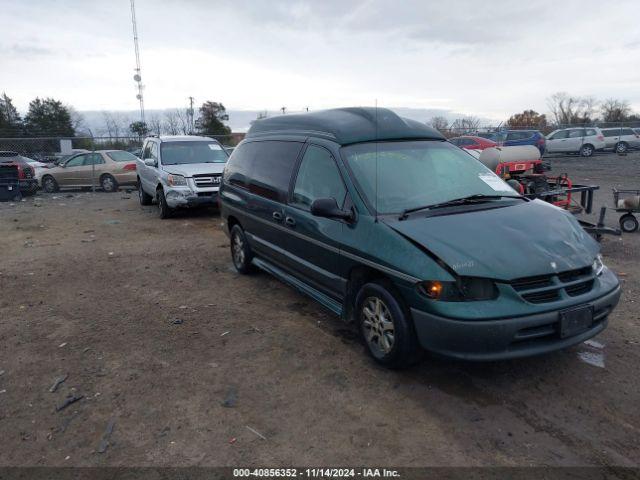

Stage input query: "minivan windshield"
[
  {"left": 342, "top": 140, "right": 520, "bottom": 215},
  {"left": 160, "top": 141, "right": 228, "bottom": 165}
]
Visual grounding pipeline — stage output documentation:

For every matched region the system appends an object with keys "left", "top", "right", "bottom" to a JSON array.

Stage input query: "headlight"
[
  {"left": 418, "top": 277, "right": 498, "bottom": 302},
  {"left": 167, "top": 174, "right": 187, "bottom": 187},
  {"left": 592, "top": 254, "right": 605, "bottom": 276}
]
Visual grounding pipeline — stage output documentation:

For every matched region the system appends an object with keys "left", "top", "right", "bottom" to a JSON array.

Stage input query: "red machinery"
[{"left": 477, "top": 146, "right": 619, "bottom": 238}]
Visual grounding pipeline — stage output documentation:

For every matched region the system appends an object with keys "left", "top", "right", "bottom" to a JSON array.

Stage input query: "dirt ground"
[{"left": 0, "top": 151, "right": 639, "bottom": 469}]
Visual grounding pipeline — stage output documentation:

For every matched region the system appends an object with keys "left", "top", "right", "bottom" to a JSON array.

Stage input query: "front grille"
[
  {"left": 193, "top": 174, "right": 221, "bottom": 188},
  {"left": 511, "top": 266, "right": 596, "bottom": 304}
]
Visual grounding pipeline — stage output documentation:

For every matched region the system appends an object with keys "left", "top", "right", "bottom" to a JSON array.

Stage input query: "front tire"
[
  {"left": 100, "top": 174, "right": 118, "bottom": 192},
  {"left": 356, "top": 281, "right": 422, "bottom": 369},
  {"left": 157, "top": 188, "right": 173, "bottom": 219},
  {"left": 230, "top": 225, "right": 254, "bottom": 274},
  {"left": 42, "top": 175, "right": 58, "bottom": 193},
  {"left": 138, "top": 180, "right": 153, "bottom": 205},
  {"left": 620, "top": 214, "right": 639, "bottom": 233},
  {"left": 580, "top": 144, "right": 594, "bottom": 157}
]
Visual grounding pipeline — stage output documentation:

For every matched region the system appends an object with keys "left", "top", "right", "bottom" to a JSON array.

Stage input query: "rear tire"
[
  {"left": 157, "top": 188, "right": 173, "bottom": 219},
  {"left": 615, "top": 142, "right": 628, "bottom": 154},
  {"left": 138, "top": 180, "right": 153, "bottom": 205},
  {"left": 230, "top": 224, "right": 254, "bottom": 274},
  {"left": 42, "top": 175, "right": 58, "bottom": 193},
  {"left": 356, "top": 281, "right": 422, "bottom": 369},
  {"left": 580, "top": 144, "right": 594, "bottom": 157},
  {"left": 620, "top": 214, "right": 639, "bottom": 233},
  {"left": 100, "top": 174, "right": 118, "bottom": 192}
]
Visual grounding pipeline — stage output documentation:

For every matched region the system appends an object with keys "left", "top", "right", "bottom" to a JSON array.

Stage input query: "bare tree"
[
  {"left": 164, "top": 110, "right": 180, "bottom": 135},
  {"left": 427, "top": 116, "right": 449, "bottom": 131},
  {"left": 67, "top": 106, "right": 91, "bottom": 136},
  {"left": 148, "top": 113, "right": 162, "bottom": 136},
  {"left": 450, "top": 116, "right": 481, "bottom": 133},
  {"left": 547, "top": 92, "right": 598, "bottom": 125},
  {"left": 600, "top": 98, "right": 631, "bottom": 123},
  {"left": 175, "top": 108, "right": 191, "bottom": 135}
]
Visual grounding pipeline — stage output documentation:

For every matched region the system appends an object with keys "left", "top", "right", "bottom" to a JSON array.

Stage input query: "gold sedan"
[{"left": 41, "top": 150, "right": 139, "bottom": 193}]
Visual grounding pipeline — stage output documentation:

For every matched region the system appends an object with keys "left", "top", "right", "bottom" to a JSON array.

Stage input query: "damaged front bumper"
[{"left": 165, "top": 187, "right": 218, "bottom": 208}]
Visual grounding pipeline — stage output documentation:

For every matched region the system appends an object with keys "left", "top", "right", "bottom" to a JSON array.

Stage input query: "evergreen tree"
[
  {"left": 197, "top": 101, "right": 231, "bottom": 136},
  {"left": 24, "top": 97, "right": 75, "bottom": 136},
  {"left": 0, "top": 92, "right": 22, "bottom": 136}
]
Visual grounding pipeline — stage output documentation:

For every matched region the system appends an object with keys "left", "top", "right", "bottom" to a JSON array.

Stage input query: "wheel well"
[
  {"left": 582, "top": 143, "right": 593, "bottom": 149},
  {"left": 227, "top": 215, "right": 241, "bottom": 231},
  {"left": 344, "top": 266, "right": 392, "bottom": 322}
]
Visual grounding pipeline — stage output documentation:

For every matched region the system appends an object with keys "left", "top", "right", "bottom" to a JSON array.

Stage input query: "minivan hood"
[
  {"left": 162, "top": 163, "right": 225, "bottom": 177},
  {"left": 385, "top": 200, "right": 598, "bottom": 281}
]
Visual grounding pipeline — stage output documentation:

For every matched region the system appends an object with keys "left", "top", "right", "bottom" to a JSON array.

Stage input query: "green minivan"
[{"left": 219, "top": 108, "right": 620, "bottom": 368}]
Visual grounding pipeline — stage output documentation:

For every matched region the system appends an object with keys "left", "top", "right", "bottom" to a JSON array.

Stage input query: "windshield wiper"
[{"left": 399, "top": 194, "right": 523, "bottom": 220}]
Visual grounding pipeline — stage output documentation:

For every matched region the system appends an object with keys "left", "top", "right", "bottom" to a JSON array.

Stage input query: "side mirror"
[
  {"left": 144, "top": 158, "right": 156, "bottom": 167},
  {"left": 310, "top": 198, "right": 353, "bottom": 221}
]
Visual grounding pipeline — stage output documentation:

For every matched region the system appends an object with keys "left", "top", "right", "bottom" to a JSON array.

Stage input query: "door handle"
[
  {"left": 284, "top": 217, "right": 296, "bottom": 227},
  {"left": 272, "top": 211, "right": 283, "bottom": 221}
]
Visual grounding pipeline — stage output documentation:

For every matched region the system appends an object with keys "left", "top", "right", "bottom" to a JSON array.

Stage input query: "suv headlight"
[
  {"left": 418, "top": 277, "right": 498, "bottom": 302},
  {"left": 167, "top": 174, "right": 187, "bottom": 187},
  {"left": 592, "top": 254, "right": 605, "bottom": 276}
]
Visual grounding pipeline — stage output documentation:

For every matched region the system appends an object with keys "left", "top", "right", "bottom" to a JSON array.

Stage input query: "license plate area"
[{"left": 559, "top": 305, "right": 594, "bottom": 338}]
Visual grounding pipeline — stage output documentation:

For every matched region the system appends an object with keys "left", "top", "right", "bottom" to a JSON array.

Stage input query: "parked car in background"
[
  {"left": 136, "top": 135, "right": 229, "bottom": 218},
  {"left": 448, "top": 136, "right": 497, "bottom": 151},
  {"left": 24, "top": 157, "right": 50, "bottom": 187},
  {"left": 477, "top": 130, "right": 546, "bottom": 155},
  {"left": 545, "top": 127, "right": 606, "bottom": 157},
  {"left": 600, "top": 128, "right": 640, "bottom": 153},
  {"left": 220, "top": 107, "right": 620, "bottom": 367},
  {"left": 0, "top": 151, "right": 39, "bottom": 195},
  {"left": 40, "top": 150, "right": 138, "bottom": 193}
]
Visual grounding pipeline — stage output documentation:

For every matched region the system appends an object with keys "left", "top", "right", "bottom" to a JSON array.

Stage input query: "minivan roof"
[{"left": 246, "top": 107, "right": 445, "bottom": 145}]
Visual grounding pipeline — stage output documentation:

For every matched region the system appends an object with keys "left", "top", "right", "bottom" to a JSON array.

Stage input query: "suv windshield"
[
  {"left": 160, "top": 141, "right": 228, "bottom": 165},
  {"left": 342, "top": 140, "right": 519, "bottom": 215}
]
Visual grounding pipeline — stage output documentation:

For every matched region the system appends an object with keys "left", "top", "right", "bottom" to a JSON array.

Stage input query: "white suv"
[
  {"left": 600, "top": 127, "right": 640, "bottom": 153},
  {"left": 545, "top": 127, "right": 606, "bottom": 157},
  {"left": 136, "top": 136, "right": 229, "bottom": 218}
]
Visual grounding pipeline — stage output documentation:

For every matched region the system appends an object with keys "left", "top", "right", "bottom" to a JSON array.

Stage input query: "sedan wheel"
[
  {"left": 580, "top": 145, "right": 594, "bottom": 157},
  {"left": 42, "top": 176, "right": 58, "bottom": 193},
  {"left": 615, "top": 142, "right": 628, "bottom": 154}
]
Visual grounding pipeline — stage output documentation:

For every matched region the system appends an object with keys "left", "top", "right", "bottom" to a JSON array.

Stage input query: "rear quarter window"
[{"left": 107, "top": 151, "right": 139, "bottom": 162}]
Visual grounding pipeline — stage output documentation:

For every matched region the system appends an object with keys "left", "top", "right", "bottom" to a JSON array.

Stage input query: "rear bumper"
[{"left": 411, "top": 285, "right": 621, "bottom": 361}]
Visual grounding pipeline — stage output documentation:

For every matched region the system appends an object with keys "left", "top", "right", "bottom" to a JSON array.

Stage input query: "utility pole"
[
  {"left": 187, "top": 96, "right": 195, "bottom": 134},
  {"left": 130, "top": 0, "right": 145, "bottom": 125}
]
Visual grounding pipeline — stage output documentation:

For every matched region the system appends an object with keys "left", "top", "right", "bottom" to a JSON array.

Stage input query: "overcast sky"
[{"left": 2, "top": 0, "right": 639, "bottom": 122}]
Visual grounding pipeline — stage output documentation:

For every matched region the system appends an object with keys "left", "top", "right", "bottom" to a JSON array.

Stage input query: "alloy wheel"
[
  {"left": 361, "top": 296, "right": 395, "bottom": 357},
  {"left": 102, "top": 176, "right": 115, "bottom": 192},
  {"left": 232, "top": 233, "right": 245, "bottom": 267}
]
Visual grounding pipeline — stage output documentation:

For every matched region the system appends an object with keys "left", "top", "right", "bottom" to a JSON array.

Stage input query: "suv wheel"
[
  {"left": 356, "top": 281, "right": 422, "bottom": 368},
  {"left": 157, "top": 188, "right": 173, "bottom": 219},
  {"left": 620, "top": 214, "right": 639, "bottom": 233},
  {"left": 230, "top": 225, "right": 254, "bottom": 274},
  {"left": 42, "top": 175, "right": 59, "bottom": 193},
  {"left": 615, "top": 142, "right": 628, "bottom": 154},
  {"left": 138, "top": 181, "right": 153, "bottom": 205},
  {"left": 579, "top": 144, "right": 594, "bottom": 157}
]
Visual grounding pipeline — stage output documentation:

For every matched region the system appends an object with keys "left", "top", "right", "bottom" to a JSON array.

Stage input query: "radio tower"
[{"left": 130, "top": 0, "right": 145, "bottom": 125}]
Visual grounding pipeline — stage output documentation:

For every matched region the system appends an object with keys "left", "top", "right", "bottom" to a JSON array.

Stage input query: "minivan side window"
[
  {"left": 248, "top": 141, "right": 303, "bottom": 202},
  {"left": 602, "top": 130, "right": 617, "bottom": 137},
  {"left": 292, "top": 145, "right": 347, "bottom": 210},
  {"left": 223, "top": 141, "right": 255, "bottom": 189}
]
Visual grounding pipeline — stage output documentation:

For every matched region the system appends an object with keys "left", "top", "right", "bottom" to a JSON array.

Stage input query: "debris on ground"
[
  {"left": 229, "top": 437, "right": 237, "bottom": 444},
  {"left": 220, "top": 331, "right": 230, "bottom": 337},
  {"left": 49, "top": 374, "right": 68, "bottom": 393},
  {"left": 221, "top": 387, "right": 237, "bottom": 408},
  {"left": 171, "top": 318, "right": 183, "bottom": 325},
  {"left": 0, "top": 370, "right": 4, "bottom": 376},
  {"left": 58, "top": 342, "right": 67, "bottom": 348},
  {"left": 244, "top": 326, "right": 262, "bottom": 334},
  {"left": 245, "top": 425, "right": 267, "bottom": 440},
  {"left": 96, "top": 418, "right": 116, "bottom": 453},
  {"left": 56, "top": 393, "right": 84, "bottom": 412}
]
